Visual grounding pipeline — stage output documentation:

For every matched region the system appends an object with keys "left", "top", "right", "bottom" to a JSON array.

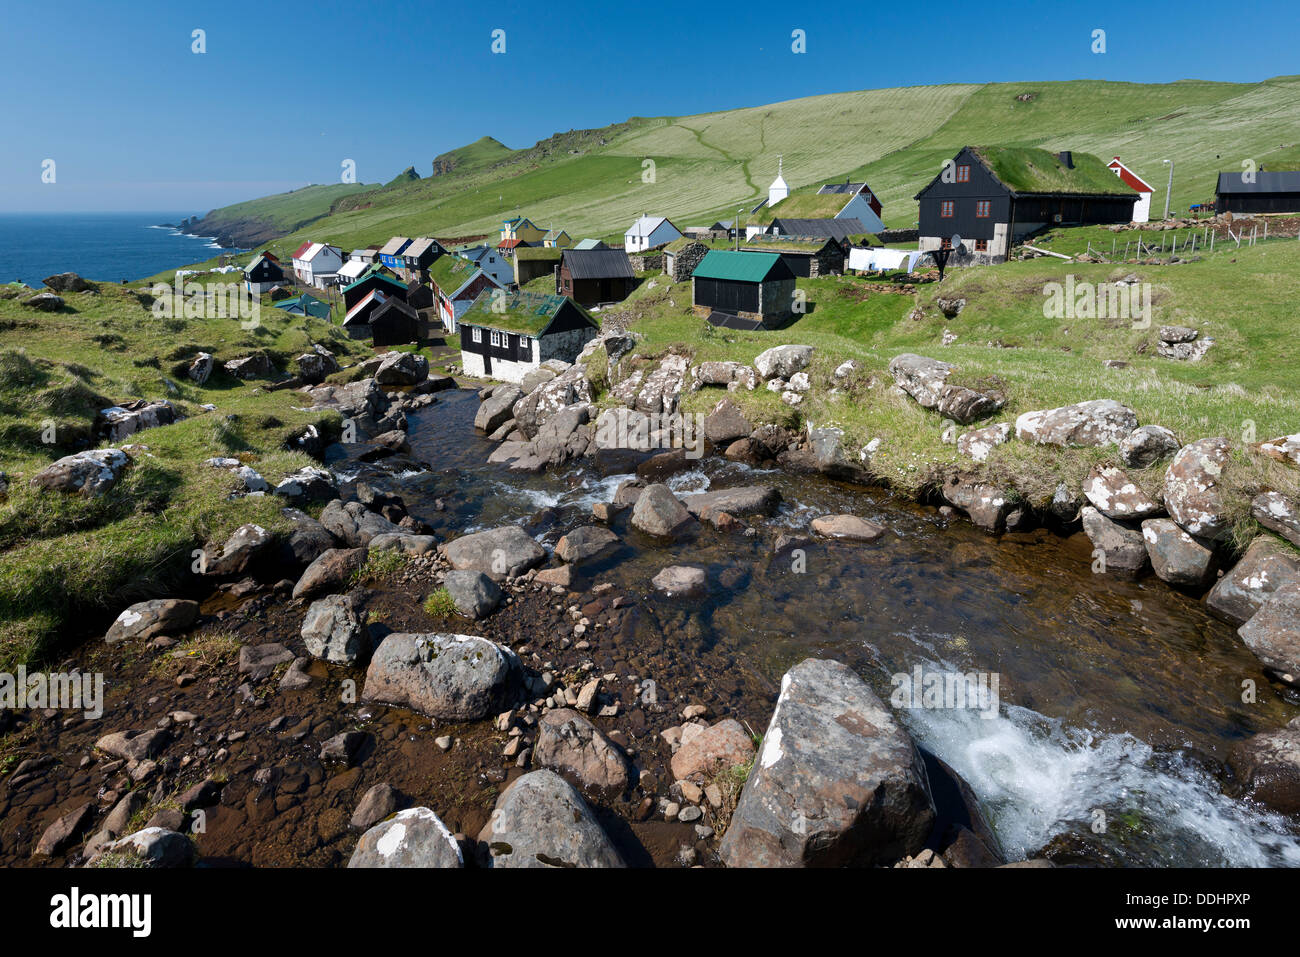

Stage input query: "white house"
[
  {"left": 624, "top": 214, "right": 682, "bottom": 253},
  {"left": 1107, "top": 157, "right": 1155, "bottom": 223},
  {"left": 768, "top": 157, "right": 789, "bottom": 206},
  {"left": 293, "top": 242, "right": 345, "bottom": 288}
]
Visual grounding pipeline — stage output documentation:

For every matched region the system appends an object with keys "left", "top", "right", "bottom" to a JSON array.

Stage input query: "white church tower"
[{"left": 768, "top": 156, "right": 789, "bottom": 207}]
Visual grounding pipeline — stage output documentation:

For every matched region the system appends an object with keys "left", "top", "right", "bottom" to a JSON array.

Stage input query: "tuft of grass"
[
  {"left": 352, "top": 549, "right": 411, "bottom": 584},
  {"left": 422, "top": 587, "right": 456, "bottom": 617}
]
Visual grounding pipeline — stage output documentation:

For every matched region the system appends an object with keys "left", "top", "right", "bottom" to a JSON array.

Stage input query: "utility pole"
[
  {"left": 1162, "top": 159, "right": 1174, "bottom": 220},
  {"left": 736, "top": 207, "right": 743, "bottom": 252}
]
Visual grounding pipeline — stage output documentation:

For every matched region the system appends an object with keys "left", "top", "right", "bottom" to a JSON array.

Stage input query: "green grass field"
[
  {"left": 166, "top": 74, "right": 1300, "bottom": 265},
  {"left": 0, "top": 283, "right": 372, "bottom": 668}
]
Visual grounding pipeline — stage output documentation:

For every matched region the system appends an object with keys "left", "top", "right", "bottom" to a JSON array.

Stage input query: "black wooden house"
[
  {"left": 915, "top": 146, "right": 1138, "bottom": 264},
  {"left": 557, "top": 248, "right": 636, "bottom": 305},
  {"left": 1216, "top": 171, "right": 1300, "bottom": 215}
]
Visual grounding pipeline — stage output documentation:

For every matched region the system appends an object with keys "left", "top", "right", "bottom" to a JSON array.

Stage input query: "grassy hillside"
[
  {"left": 182, "top": 75, "right": 1300, "bottom": 258},
  {"left": 188, "top": 182, "right": 378, "bottom": 247}
]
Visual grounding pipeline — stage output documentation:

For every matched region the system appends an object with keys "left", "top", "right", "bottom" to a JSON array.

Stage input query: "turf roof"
[
  {"left": 459, "top": 289, "right": 598, "bottom": 336},
  {"left": 971, "top": 146, "right": 1136, "bottom": 196}
]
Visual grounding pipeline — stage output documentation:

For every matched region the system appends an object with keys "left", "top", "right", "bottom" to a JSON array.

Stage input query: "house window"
[
  {"left": 941, "top": 237, "right": 953, "bottom": 250},
  {"left": 471, "top": 327, "right": 482, "bottom": 343},
  {"left": 490, "top": 330, "right": 501, "bottom": 347},
  {"left": 976, "top": 200, "right": 991, "bottom": 218},
  {"left": 956, "top": 165, "right": 970, "bottom": 183},
  {"left": 940, "top": 201, "right": 954, "bottom": 218},
  {"left": 975, "top": 239, "right": 988, "bottom": 252}
]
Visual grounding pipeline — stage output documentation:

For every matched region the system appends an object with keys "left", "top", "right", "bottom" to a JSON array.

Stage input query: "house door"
[{"left": 483, "top": 350, "right": 492, "bottom": 375}]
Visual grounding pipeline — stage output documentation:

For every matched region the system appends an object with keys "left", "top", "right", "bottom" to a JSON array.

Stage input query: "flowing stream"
[{"left": 352, "top": 388, "right": 1300, "bottom": 866}]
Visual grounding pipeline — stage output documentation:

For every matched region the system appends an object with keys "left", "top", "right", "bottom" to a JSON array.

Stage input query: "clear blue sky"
[{"left": 2, "top": 0, "right": 1296, "bottom": 213}]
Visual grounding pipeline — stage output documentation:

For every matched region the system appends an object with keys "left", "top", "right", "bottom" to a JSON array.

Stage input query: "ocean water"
[{"left": 0, "top": 212, "right": 244, "bottom": 287}]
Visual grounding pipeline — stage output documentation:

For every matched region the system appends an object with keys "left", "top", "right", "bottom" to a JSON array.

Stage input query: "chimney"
[{"left": 1057, "top": 151, "right": 1074, "bottom": 169}]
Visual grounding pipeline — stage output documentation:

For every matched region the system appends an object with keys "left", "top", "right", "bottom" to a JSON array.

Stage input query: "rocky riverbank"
[{"left": 5, "top": 331, "right": 1300, "bottom": 868}]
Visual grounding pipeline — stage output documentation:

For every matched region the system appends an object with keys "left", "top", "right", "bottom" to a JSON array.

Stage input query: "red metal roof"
[
  {"left": 291, "top": 241, "right": 314, "bottom": 261},
  {"left": 497, "top": 238, "right": 522, "bottom": 249},
  {"left": 1108, "top": 158, "right": 1155, "bottom": 194}
]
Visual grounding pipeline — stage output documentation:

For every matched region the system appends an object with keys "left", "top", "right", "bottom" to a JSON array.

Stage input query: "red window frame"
[
  {"left": 940, "top": 237, "right": 953, "bottom": 250},
  {"left": 975, "top": 200, "right": 991, "bottom": 218},
  {"left": 940, "top": 200, "right": 954, "bottom": 218},
  {"left": 975, "top": 238, "right": 988, "bottom": 252},
  {"left": 956, "top": 165, "right": 970, "bottom": 183}
]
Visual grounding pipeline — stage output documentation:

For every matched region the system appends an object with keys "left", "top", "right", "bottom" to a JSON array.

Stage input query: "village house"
[
  {"left": 624, "top": 214, "right": 683, "bottom": 252},
  {"left": 458, "top": 289, "right": 600, "bottom": 383},
  {"left": 429, "top": 254, "right": 503, "bottom": 333},
  {"left": 765, "top": 217, "right": 865, "bottom": 249},
  {"left": 541, "top": 228, "right": 573, "bottom": 249},
  {"left": 243, "top": 253, "right": 285, "bottom": 295},
  {"left": 273, "top": 292, "right": 330, "bottom": 319},
  {"left": 291, "top": 242, "right": 344, "bottom": 288},
  {"left": 513, "top": 246, "right": 563, "bottom": 286},
  {"left": 691, "top": 249, "right": 796, "bottom": 327},
  {"left": 342, "top": 271, "right": 407, "bottom": 311},
  {"left": 915, "top": 146, "right": 1139, "bottom": 265},
  {"left": 337, "top": 248, "right": 379, "bottom": 286},
  {"left": 662, "top": 237, "right": 710, "bottom": 281},
  {"left": 342, "top": 289, "right": 394, "bottom": 339},
  {"left": 1107, "top": 157, "right": 1156, "bottom": 223},
  {"left": 557, "top": 248, "right": 635, "bottom": 306},
  {"left": 368, "top": 296, "right": 422, "bottom": 347},
  {"left": 1215, "top": 169, "right": 1300, "bottom": 214},
  {"left": 378, "top": 237, "right": 414, "bottom": 271},
  {"left": 741, "top": 237, "right": 844, "bottom": 277},
  {"left": 453, "top": 243, "right": 515, "bottom": 287},
  {"left": 399, "top": 237, "right": 444, "bottom": 282},
  {"left": 572, "top": 238, "right": 609, "bottom": 250},
  {"left": 498, "top": 216, "right": 547, "bottom": 257}
]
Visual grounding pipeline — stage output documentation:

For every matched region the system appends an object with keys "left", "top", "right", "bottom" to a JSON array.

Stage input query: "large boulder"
[
  {"left": 593, "top": 407, "right": 657, "bottom": 452},
  {"left": 348, "top": 808, "right": 463, "bottom": 868},
  {"left": 441, "top": 526, "right": 546, "bottom": 580},
  {"left": 295, "top": 347, "right": 339, "bottom": 385},
  {"left": 534, "top": 709, "right": 630, "bottom": 796},
  {"left": 306, "top": 378, "right": 386, "bottom": 420},
  {"left": 362, "top": 632, "right": 520, "bottom": 720},
  {"left": 1082, "top": 465, "right": 1162, "bottom": 520},
  {"left": 441, "top": 569, "right": 503, "bottom": 619},
  {"left": 703, "top": 399, "right": 753, "bottom": 446},
  {"left": 292, "top": 547, "right": 368, "bottom": 600},
  {"left": 301, "top": 594, "right": 368, "bottom": 664},
  {"left": 531, "top": 404, "right": 593, "bottom": 466},
  {"left": 670, "top": 718, "right": 755, "bottom": 782},
  {"left": 634, "top": 355, "right": 689, "bottom": 415},
  {"left": 97, "top": 400, "right": 177, "bottom": 442},
  {"left": 811, "top": 514, "right": 886, "bottom": 542},
  {"left": 940, "top": 476, "right": 1016, "bottom": 533},
  {"left": 1141, "top": 519, "right": 1214, "bottom": 588},
  {"left": 319, "top": 500, "right": 403, "bottom": 547},
  {"left": 374, "top": 351, "right": 428, "bottom": 386},
  {"left": 679, "top": 485, "right": 780, "bottom": 519},
  {"left": 188, "top": 352, "right": 214, "bottom": 385},
  {"left": 1164, "top": 438, "right": 1232, "bottom": 541},
  {"left": 43, "top": 272, "right": 97, "bottom": 293},
  {"left": 790, "top": 426, "right": 868, "bottom": 481},
  {"left": 86, "top": 827, "right": 193, "bottom": 868},
  {"left": 1015, "top": 400, "right": 1138, "bottom": 447},
  {"left": 719, "top": 658, "right": 935, "bottom": 868},
  {"left": 1119, "top": 425, "right": 1180, "bottom": 469},
  {"left": 104, "top": 599, "right": 198, "bottom": 644},
  {"left": 200, "top": 523, "right": 272, "bottom": 576},
  {"left": 512, "top": 365, "right": 594, "bottom": 439},
  {"left": 30, "top": 449, "right": 129, "bottom": 498},
  {"left": 475, "top": 386, "right": 524, "bottom": 434},
  {"left": 1081, "top": 507, "right": 1149, "bottom": 577},
  {"left": 957, "top": 423, "right": 1010, "bottom": 463},
  {"left": 888, "top": 354, "right": 1004, "bottom": 424},
  {"left": 477, "top": 770, "right": 624, "bottom": 868},
  {"left": 1227, "top": 719, "right": 1300, "bottom": 814},
  {"left": 1238, "top": 581, "right": 1300, "bottom": 686},
  {"left": 272, "top": 467, "right": 337, "bottom": 504},
  {"left": 23, "top": 292, "right": 64, "bottom": 311},
  {"left": 754, "top": 345, "right": 814, "bottom": 380},
  {"left": 1206, "top": 537, "right": 1300, "bottom": 624},
  {"left": 694, "top": 361, "right": 757, "bottom": 391},
  {"left": 1252, "top": 492, "right": 1300, "bottom": 548},
  {"left": 630, "top": 484, "right": 693, "bottom": 538},
  {"left": 555, "top": 525, "right": 620, "bottom": 564},
  {"left": 224, "top": 354, "right": 276, "bottom": 379}
]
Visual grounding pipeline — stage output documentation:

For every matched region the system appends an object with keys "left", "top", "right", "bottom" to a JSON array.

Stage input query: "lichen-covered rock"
[
  {"left": 301, "top": 594, "right": 368, "bottom": 664},
  {"left": 1258, "top": 433, "right": 1300, "bottom": 468},
  {"left": 30, "top": 449, "right": 129, "bottom": 498},
  {"left": 719, "top": 658, "right": 935, "bottom": 868},
  {"left": 1015, "top": 400, "right": 1138, "bottom": 447},
  {"left": 477, "top": 770, "right": 624, "bottom": 869},
  {"left": 1141, "top": 519, "right": 1214, "bottom": 588},
  {"left": 362, "top": 632, "right": 521, "bottom": 720},
  {"left": 1252, "top": 492, "right": 1300, "bottom": 547},
  {"left": 1205, "top": 537, "right": 1300, "bottom": 625},
  {"left": 1081, "top": 507, "right": 1149, "bottom": 577},
  {"left": 348, "top": 808, "right": 463, "bottom": 868},
  {"left": 104, "top": 599, "right": 198, "bottom": 644},
  {"left": 1164, "top": 437, "right": 1232, "bottom": 541},
  {"left": 888, "top": 354, "right": 1004, "bottom": 424},
  {"left": 1119, "top": 424, "right": 1180, "bottom": 469},
  {"left": 957, "top": 423, "right": 1010, "bottom": 463},
  {"left": 1238, "top": 581, "right": 1300, "bottom": 686},
  {"left": 441, "top": 526, "right": 546, "bottom": 580},
  {"left": 1082, "top": 465, "right": 1162, "bottom": 520},
  {"left": 534, "top": 709, "right": 630, "bottom": 796}
]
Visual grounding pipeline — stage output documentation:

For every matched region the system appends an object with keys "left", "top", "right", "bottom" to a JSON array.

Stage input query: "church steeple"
[{"left": 768, "top": 155, "right": 789, "bottom": 207}]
